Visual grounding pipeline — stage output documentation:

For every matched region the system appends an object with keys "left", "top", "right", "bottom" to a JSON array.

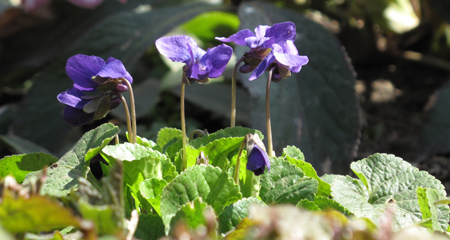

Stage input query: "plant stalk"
[
  {"left": 121, "top": 78, "right": 137, "bottom": 144},
  {"left": 231, "top": 56, "right": 244, "bottom": 128},
  {"left": 233, "top": 138, "right": 247, "bottom": 185},
  {"left": 266, "top": 67, "right": 275, "bottom": 157},
  {"left": 116, "top": 94, "right": 133, "bottom": 144},
  {"left": 181, "top": 78, "right": 188, "bottom": 171}
]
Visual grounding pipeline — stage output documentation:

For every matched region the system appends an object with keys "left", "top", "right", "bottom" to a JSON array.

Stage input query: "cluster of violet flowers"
[{"left": 57, "top": 21, "right": 308, "bottom": 184}]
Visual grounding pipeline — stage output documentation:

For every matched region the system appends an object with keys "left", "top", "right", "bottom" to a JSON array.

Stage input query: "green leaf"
[
  {"left": 78, "top": 201, "right": 119, "bottom": 235},
  {"left": 218, "top": 197, "right": 264, "bottom": 234},
  {"left": 331, "top": 153, "right": 448, "bottom": 231},
  {"left": 0, "top": 194, "right": 80, "bottom": 234},
  {"left": 161, "top": 165, "right": 242, "bottom": 230},
  {"left": 102, "top": 143, "right": 164, "bottom": 189},
  {"left": 282, "top": 146, "right": 331, "bottom": 197},
  {"left": 313, "top": 196, "right": 351, "bottom": 216},
  {"left": 169, "top": 198, "right": 216, "bottom": 237},
  {"left": 259, "top": 157, "right": 318, "bottom": 204},
  {"left": 135, "top": 135, "right": 158, "bottom": 149},
  {"left": 417, "top": 187, "right": 450, "bottom": 232},
  {"left": 134, "top": 214, "right": 165, "bottom": 240},
  {"left": 237, "top": 2, "right": 360, "bottom": 174},
  {"left": 182, "top": 11, "right": 239, "bottom": 44},
  {"left": 157, "top": 128, "right": 183, "bottom": 149},
  {"left": 297, "top": 199, "right": 320, "bottom": 211},
  {"left": 0, "top": 135, "right": 52, "bottom": 155},
  {"left": 189, "top": 127, "right": 263, "bottom": 149},
  {"left": 77, "top": 159, "right": 125, "bottom": 235},
  {"left": 12, "top": 2, "right": 228, "bottom": 153},
  {"left": 192, "top": 137, "right": 245, "bottom": 170},
  {"left": 229, "top": 150, "right": 260, "bottom": 198},
  {"left": 0, "top": 153, "right": 57, "bottom": 183},
  {"left": 140, "top": 178, "right": 168, "bottom": 216},
  {"left": 23, "top": 123, "right": 119, "bottom": 197}
]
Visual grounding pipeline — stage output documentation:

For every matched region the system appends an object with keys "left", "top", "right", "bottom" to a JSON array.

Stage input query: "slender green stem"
[
  {"left": 181, "top": 79, "right": 188, "bottom": 171},
  {"left": 121, "top": 78, "right": 136, "bottom": 144},
  {"left": 115, "top": 134, "right": 119, "bottom": 145},
  {"left": 231, "top": 56, "right": 245, "bottom": 128},
  {"left": 266, "top": 67, "right": 275, "bottom": 157},
  {"left": 233, "top": 138, "right": 247, "bottom": 185},
  {"left": 116, "top": 94, "right": 133, "bottom": 143}
]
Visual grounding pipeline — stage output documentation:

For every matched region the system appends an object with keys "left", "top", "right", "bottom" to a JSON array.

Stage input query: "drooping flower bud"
[{"left": 246, "top": 133, "right": 270, "bottom": 176}]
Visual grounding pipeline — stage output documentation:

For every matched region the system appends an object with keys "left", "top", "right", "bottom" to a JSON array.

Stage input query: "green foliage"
[
  {"left": 134, "top": 214, "right": 165, "bottom": 240},
  {"left": 218, "top": 197, "right": 264, "bottom": 234},
  {"left": 0, "top": 194, "right": 80, "bottom": 234},
  {"left": 282, "top": 146, "right": 331, "bottom": 197},
  {"left": 0, "top": 153, "right": 57, "bottom": 183},
  {"left": 259, "top": 157, "right": 318, "bottom": 204},
  {"left": 23, "top": 123, "right": 119, "bottom": 197},
  {"left": 169, "top": 198, "right": 217, "bottom": 237},
  {"left": 160, "top": 165, "right": 242, "bottom": 232},
  {"left": 330, "top": 153, "right": 449, "bottom": 231}
]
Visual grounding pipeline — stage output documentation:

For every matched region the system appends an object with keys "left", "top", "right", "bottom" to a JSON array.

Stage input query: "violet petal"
[
  {"left": 215, "top": 29, "right": 254, "bottom": 46},
  {"left": 97, "top": 57, "right": 133, "bottom": 84},
  {"left": 57, "top": 88, "right": 90, "bottom": 109},
  {"left": 155, "top": 35, "right": 198, "bottom": 65},
  {"left": 66, "top": 54, "right": 105, "bottom": 91},
  {"left": 199, "top": 44, "right": 233, "bottom": 78}
]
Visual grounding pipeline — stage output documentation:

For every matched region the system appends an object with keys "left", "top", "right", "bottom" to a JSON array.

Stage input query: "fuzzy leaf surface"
[
  {"left": 259, "top": 157, "right": 318, "bottom": 204},
  {"left": 23, "top": 123, "right": 119, "bottom": 197},
  {"left": 282, "top": 146, "right": 331, "bottom": 197},
  {"left": 331, "top": 153, "right": 448, "bottom": 231},
  {"left": 160, "top": 165, "right": 241, "bottom": 229},
  {"left": 218, "top": 197, "right": 264, "bottom": 234},
  {"left": 0, "top": 153, "right": 57, "bottom": 183}
]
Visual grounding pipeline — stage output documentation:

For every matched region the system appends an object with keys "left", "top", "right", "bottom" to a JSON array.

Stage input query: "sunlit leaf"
[{"left": 0, "top": 153, "right": 57, "bottom": 183}]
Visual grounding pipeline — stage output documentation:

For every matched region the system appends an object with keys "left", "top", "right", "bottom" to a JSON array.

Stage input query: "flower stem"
[
  {"left": 233, "top": 137, "right": 247, "bottom": 185},
  {"left": 121, "top": 78, "right": 136, "bottom": 144},
  {"left": 181, "top": 79, "right": 188, "bottom": 171},
  {"left": 266, "top": 67, "right": 275, "bottom": 157},
  {"left": 116, "top": 94, "right": 133, "bottom": 143},
  {"left": 231, "top": 56, "right": 244, "bottom": 128}
]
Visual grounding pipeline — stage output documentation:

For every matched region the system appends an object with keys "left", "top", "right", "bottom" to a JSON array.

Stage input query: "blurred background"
[{"left": 1, "top": 0, "right": 450, "bottom": 186}]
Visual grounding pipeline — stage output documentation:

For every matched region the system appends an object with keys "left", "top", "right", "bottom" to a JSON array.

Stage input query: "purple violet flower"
[
  {"left": 155, "top": 35, "right": 233, "bottom": 83},
  {"left": 216, "top": 21, "right": 309, "bottom": 81},
  {"left": 57, "top": 54, "right": 133, "bottom": 126},
  {"left": 247, "top": 145, "right": 271, "bottom": 176},
  {"left": 245, "top": 133, "right": 270, "bottom": 176}
]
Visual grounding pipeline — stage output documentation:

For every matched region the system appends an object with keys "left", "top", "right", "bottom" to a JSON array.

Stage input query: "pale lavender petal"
[
  {"left": 273, "top": 51, "right": 309, "bottom": 70},
  {"left": 97, "top": 57, "right": 133, "bottom": 84},
  {"left": 249, "top": 54, "right": 275, "bottom": 81},
  {"left": 66, "top": 0, "right": 104, "bottom": 9},
  {"left": 199, "top": 44, "right": 233, "bottom": 78},
  {"left": 63, "top": 106, "right": 94, "bottom": 127},
  {"left": 57, "top": 88, "right": 90, "bottom": 109},
  {"left": 66, "top": 54, "right": 105, "bottom": 90},
  {"left": 254, "top": 25, "right": 270, "bottom": 38},
  {"left": 215, "top": 29, "right": 254, "bottom": 46},
  {"left": 155, "top": 35, "right": 197, "bottom": 64},
  {"left": 265, "top": 21, "right": 296, "bottom": 44},
  {"left": 285, "top": 40, "right": 299, "bottom": 55}
]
